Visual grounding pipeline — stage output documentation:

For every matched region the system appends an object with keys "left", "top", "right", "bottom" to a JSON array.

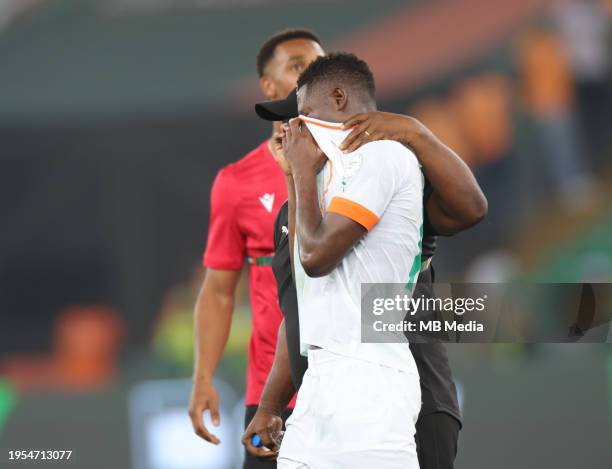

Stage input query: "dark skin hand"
[
  {"left": 241, "top": 320, "right": 295, "bottom": 460},
  {"left": 241, "top": 408, "right": 283, "bottom": 460},
  {"left": 282, "top": 117, "right": 366, "bottom": 277},
  {"left": 339, "top": 112, "right": 487, "bottom": 235},
  {"left": 188, "top": 268, "right": 241, "bottom": 445}
]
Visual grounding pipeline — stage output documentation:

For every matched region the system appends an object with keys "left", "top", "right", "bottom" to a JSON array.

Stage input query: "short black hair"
[
  {"left": 257, "top": 28, "right": 322, "bottom": 77},
  {"left": 297, "top": 52, "right": 376, "bottom": 100}
]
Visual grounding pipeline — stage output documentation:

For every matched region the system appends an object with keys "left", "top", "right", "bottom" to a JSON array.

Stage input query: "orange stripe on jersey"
[
  {"left": 299, "top": 115, "right": 348, "bottom": 130},
  {"left": 328, "top": 196, "right": 379, "bottom": 231}
]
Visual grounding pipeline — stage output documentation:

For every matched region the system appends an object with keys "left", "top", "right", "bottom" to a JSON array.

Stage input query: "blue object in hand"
[{"left": 251, "top": 434, "right": 262, "bottom": 447}]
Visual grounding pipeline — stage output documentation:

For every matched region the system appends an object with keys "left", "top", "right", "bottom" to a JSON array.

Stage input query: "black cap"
[{"left": 255, "top": 89, "right": 298, "bottom": 121}]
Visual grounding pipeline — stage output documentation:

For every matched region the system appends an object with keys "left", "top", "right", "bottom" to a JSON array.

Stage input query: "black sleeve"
[
  {"left": 422, "top": 176, "right": 440, "bottom": 237},
  {"left": 274, "top": 201, "right": 289, "bottom": 250}
]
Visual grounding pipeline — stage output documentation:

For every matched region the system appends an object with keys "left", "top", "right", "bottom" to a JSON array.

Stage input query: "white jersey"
[{"left": 293, "top": 115, "right": 423, "bottom": 373}]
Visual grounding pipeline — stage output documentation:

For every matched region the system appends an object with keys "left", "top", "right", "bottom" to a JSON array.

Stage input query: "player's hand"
[
  {"left": 282, "top": 118, "right": 326, "bottom": 176},
  {"left": 339, "top": 112, "right": 426, "bottom": 153},
  {"left": 188, "top": 379, "right": 221, "bottom": 444},
  {"left": 271, "top": 130, "right": 292, "bottom": 176},
  {"left": 241, "top": 408, "right": 283, "bottom": 460}
]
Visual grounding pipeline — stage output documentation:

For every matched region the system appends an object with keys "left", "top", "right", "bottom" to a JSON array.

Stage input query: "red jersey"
[{"left": 203, "top": 141, "right": 294, "bottom": 407}]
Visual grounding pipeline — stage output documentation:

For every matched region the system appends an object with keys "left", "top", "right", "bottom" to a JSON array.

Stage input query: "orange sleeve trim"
[{"left": 328, "top": 196, "right": 379, "bottom": 231}]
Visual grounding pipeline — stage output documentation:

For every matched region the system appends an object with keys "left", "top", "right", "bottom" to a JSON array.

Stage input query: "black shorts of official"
[
  {"left": 243, "top": 405, "right": 293, "bottom": 469},
  {"left": 415, "top": 411, "right": 461, "bottom": 469}
]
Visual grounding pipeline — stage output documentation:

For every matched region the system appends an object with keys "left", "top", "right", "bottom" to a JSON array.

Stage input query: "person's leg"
[
  {"left": 415, "top": 412, "right": 461, "bottom": 469},
  {"left": 243, "top": 405, "right": 292, "bottom": 469}
]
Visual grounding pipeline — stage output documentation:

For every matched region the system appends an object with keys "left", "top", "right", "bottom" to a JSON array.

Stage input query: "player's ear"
[
  {"left": 259, "top": 76, "right": 276, "bottom": 99},
  {"left": 332, "top": 87, "right": 348, "bottom": 111}
]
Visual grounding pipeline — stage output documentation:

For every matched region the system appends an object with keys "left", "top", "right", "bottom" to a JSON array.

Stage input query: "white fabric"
[
  {"left": 277, "top": 349, "right": 421, "bottom": 469},
  {"left": 293, "top": 115, "right": 424, "bottom": 373},
  {"left": 277, "top": 460, "right": 309, "bottom": 469}
]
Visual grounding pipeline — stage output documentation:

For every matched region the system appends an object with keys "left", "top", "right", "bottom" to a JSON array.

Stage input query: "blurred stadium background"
[{"left": 0, "top": 0, "right": 611, "bottom": 468}]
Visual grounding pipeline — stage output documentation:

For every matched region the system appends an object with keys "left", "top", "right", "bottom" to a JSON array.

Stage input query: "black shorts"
[
  {"left": 415, "top": 411, "right": 461, "bottom": 469},
  {"left": 243, "top": 405, "right": 293, "bottom": 469}
]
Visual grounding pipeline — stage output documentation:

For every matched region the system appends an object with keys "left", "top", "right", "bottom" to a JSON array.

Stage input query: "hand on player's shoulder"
[{"left": 340, "top": 111, "right": 423, "bottom": 153}]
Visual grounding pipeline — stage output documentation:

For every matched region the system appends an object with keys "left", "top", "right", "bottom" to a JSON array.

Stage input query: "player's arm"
[
  {"left": 189, "top": 268, "right": 240, "bottom": 444},
  {"left": 340, "top": 112, "right": 487, "bottom": 235},
  {"left": 283, "top": 119, "right": 366, "bottom": 278},
  {"left": 242, "top": 319, "right": 295, "bottom": 459},
  {"left": 189, "top": 168, "right": 245, "bottom": 445}
]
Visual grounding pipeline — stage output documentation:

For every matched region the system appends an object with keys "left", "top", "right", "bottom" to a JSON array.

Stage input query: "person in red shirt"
[{"left": 188, "top": 29, "right": 325, "bottom": 469}]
